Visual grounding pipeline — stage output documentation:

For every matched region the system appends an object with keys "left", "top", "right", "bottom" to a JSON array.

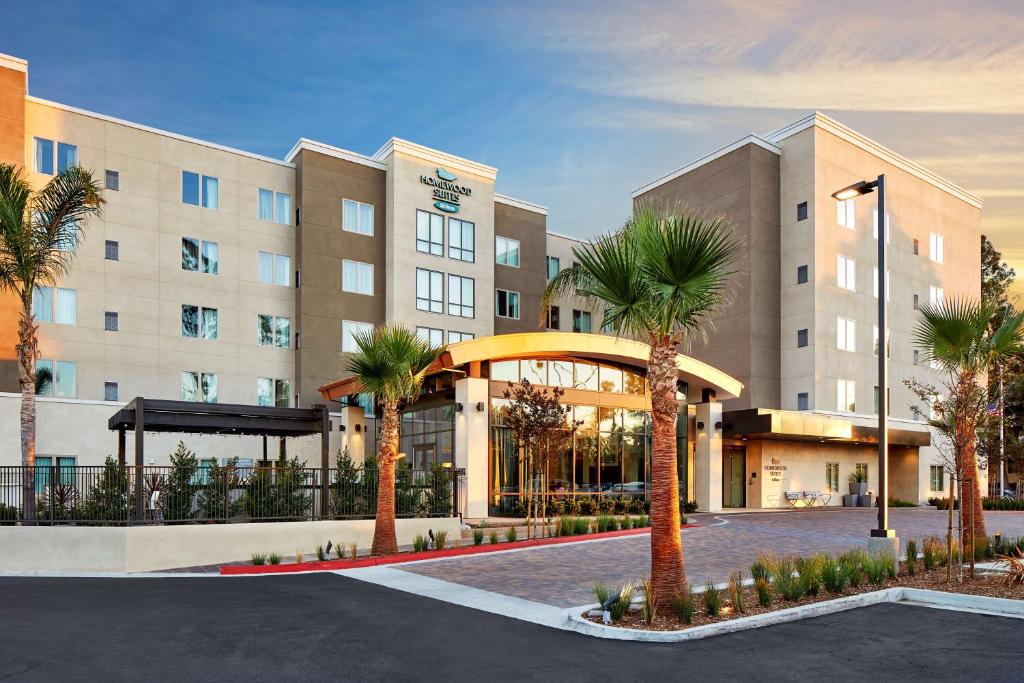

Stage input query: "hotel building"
[{"left": 0, "top": 53, "right": 982, "bottom": 515}]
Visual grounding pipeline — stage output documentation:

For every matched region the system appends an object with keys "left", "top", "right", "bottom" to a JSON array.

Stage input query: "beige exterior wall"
[{"left": 543, "top": 232, "right": 604, "bottom": 333}]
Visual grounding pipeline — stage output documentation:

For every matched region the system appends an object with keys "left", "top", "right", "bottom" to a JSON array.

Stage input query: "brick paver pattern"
[{"left": 398, "top": 508, "right": 1024, "bottom": 607}]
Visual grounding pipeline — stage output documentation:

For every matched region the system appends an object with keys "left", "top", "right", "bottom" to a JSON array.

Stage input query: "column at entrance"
[
  {"left": 694, "top": 401, "right": 723, "bottom": 512},
  {"left": 455, "top": 377, "right": 489, "bottom": 518}
]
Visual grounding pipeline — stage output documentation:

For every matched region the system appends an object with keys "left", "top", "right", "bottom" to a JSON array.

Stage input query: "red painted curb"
[{"left": 220, "top": 523, "right": 698, "bottom": 576}]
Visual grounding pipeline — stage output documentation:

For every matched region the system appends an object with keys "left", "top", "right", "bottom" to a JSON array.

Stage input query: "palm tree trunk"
[
  {"left": 370, "top": 400, "right": 400, "bottom": 555},
  {"left": 960, "top": 435, "right": 986, "bottom": 553},
  {"left": 648, "top": 335, "right": 686, "bottom": 606},
  {"left": 17, "top": 306, "right": 37, "bottom": 524}
]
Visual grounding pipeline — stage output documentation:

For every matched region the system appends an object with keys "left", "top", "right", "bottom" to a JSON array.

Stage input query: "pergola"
[{"left": 108, "top": 398, "right": 331, "bottom": 521}]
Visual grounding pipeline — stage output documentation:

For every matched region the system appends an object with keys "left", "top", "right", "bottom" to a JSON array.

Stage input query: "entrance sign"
[{"left": 420, "top": 167, "right": 472, "bottom": 214}]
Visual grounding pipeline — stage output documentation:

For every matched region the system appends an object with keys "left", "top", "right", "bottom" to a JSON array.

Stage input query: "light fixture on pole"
[{"left": 832, "top": 174, "right": 895, "bottom": 545}]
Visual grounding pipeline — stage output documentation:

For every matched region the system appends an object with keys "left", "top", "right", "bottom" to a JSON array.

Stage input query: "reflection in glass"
[
  {"left": 490, "top": 361, "right": 519, "bottom": 383},
  {"left": 600, "top": 366, "right": 623, "bottom": 393},
  {"left": 521, "top": 359, "right": 547, "bottom": 385},
  {"left": 549, "top": 360, "right": 574, "bottom": 388},
  {"left": 575, "top": 362, "right": 599, "bottom": 390}
]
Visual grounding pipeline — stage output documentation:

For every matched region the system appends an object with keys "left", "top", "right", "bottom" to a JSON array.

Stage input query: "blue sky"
[{"left": 2, "top": 1, "right": 1022, "bottom": 276}]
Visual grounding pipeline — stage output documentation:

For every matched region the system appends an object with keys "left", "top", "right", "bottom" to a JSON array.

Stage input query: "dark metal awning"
[
  {"left": 723, "top": 408, "right": 931, "bottom": 447},
  {"left": 108, "top": 398, "right": 328, "bottom": 438}
]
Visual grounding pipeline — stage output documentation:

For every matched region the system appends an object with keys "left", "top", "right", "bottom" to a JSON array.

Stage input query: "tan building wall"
[
  {"left": 0, "top": 57, "right": 26, "bottom": 391},
  {"left": 493, "top": 197, "right": 547, "bottom": 335}
]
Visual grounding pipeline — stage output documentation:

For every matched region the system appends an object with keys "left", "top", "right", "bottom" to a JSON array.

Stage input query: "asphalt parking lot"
[{"left": 1, "top": 573, "right": 1022, "bottom": 682}]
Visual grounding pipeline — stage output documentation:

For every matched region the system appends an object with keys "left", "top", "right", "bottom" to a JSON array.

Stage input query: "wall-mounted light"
[
  {"left": 339, "top": 424, "right": 346, "bottom": 432},
  {"left": 455, "top": 402, "right": 464, "bottom": 413},
  {"left": 475, "top": 402, "right": 485, "bottom": 412},
  {"left": 715, "top": 421, "right": 722, "bottom": 431},
  {"left": 354, "top": 424, "right": 362, "bottom": 433},
  {"left": 697, "top": 421, "right": 705, "bottom": 430}
]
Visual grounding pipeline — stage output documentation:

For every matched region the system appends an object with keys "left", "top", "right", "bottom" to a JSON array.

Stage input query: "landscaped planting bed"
[{"left": 583, "top": 535, "right": 1024, "bottom": 632}]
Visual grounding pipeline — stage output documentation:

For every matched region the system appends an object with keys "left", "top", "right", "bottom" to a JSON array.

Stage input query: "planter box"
[
  {"left": 849, "top": 482, "right": 869, "bottom": 496},
  {"left": 842, "top": 494, "right": 859, "bottom": 507},
  {"left": 858, "top": 494, "right": 876, "bottom": 508}
]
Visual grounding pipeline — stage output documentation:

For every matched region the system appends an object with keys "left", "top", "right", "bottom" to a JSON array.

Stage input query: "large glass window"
[
  {"left": 495, "top": 236, "right": 519, "bottom": 267},
  {"left": 35, "top": 359, "right": 76, "bottom": 398},
  {"left": 825, "top": 462, "right": 839, "bottom": 493},
  {"left": 495, "top": 289, "right": 519, "bottom": 319},
  {"left": 573, "top": 310, "right": 592, "bottom": 333},
  {"left": 182, "top": 305, "right": 217, "bottom": 340},
  {"left": 182, "top": 238, "right": 218, "bottom": 274},
  {"left": 258, "top": 251, "right": 290, "bottom": 286},
  {"left": 258, "top": 314, "right": 290, "bottom": 348},
  {"left": 182, "top": 371, "right": 217, "bottom": 402},
  {"left": 342, "top": 199, "right": 374, "bottom": 235},
  {"left": 201, "top": 175, "right": 218, "bottom": 209},
  {"left": 182, "top": 172, "right": 199, "bottom": 205},
  {"left": 416, "top": 268, "right": 443, "bottom": 313},
  {"left": 258, "top": 188, "right": 291, "bottom": 225},
  {"left": 416, "top": 210, "right": 443, "bottom": 255},
  {"left": 342, "top": 320, "right": 373, "bottom": 352},
  {"left": 342, "top": 260, "right": 374, "bottom": 295},
  {"left": 257, "top": 377, "right": 290, "bottom": 407},
  {"left": 448, "top": 218, "right": 475, "bottom": 262},
  {"left": 416, "top": 326, "right": 443, "bottom": 347},
  {"left": 448, "top": 331, "right": 474, "bottom": 343},
  {"left": 930, "top": 465, "right": 944, "bottom": 492},
  {"left": 57, "top": 143, "right": 78, "bottom": 173},
  {"left": 400, "top": 404, "right": 456, "bottom": 469},
  {"left": 34, "top": 138, "right": 54, "bottom": 174},
  {"left": 546, "top": 256, "right": 560, "bottom": 279},
  {"left": 448, "top": 275, "right": 474, "bottom": 318}
]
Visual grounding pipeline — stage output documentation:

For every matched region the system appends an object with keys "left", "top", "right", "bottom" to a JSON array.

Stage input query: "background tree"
[
  {"left": 0, "top": 163, "right": 103, "bottom": 522},
  {"left": 347, "top": 325, "right": 444, "bottom": 555},
  {"left": 162, "top": 441, "right": 200, "bottom": 523},
  {"left": 500, "top": 379, "right": 580, "bottom": 537},
  {"left": 543, "top": 203, "right": 739, "bottom": 605}
]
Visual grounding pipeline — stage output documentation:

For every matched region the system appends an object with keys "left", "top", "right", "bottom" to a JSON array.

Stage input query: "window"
[
  {"left": 416, "top": 327, "right": 444, "bottom": 347},
  {"left": 104, "top": 381, "right": 119, "bottom": 402},
  {"left": 496, "top": 289, "right": 520, "bottom": 319},
  {"left": 415, "top": 268, "right": 443, "bottom": 313},
  {"left": 913, "top": 349, "right": 920, "bottom": 365},
  {"left": 342, "top": 320, "right": 373, "bottom": 352},
  {"left": 258, "top": 188, "right": 291, "bottom": 225},
  {"left": 34, "top": 138, "right": 54, "bottom": 174},
  {"left": 181, "top": 238, "right": 218, "bottom": 274},
  {"left": 546, "top": 305, "right": 560, "bottom": 330},
  {"left": 872, "top": 208, "right": 891, "bottom": 242},
  {"left": 257, "top": 378, "right": 290, "bottom": 408},
  {"left": 797, "top": 265, "right": 808, "bottom": 284},
  {"left": 837, "top": 317, "right": 856, "bottom": 352},
  {"left": 797, "top": 329, "right": 808, "bottom": 348},
  {"left": 929, "top": 285, "right": 944, "bottom": 306},
  {"left": 57, "top": 143, "right": 77, "bottom": 173},
  {"left": 35, "top": 359, "right": 76, "bottom": 398},
  {"left": 449, "top": 331, "right": 474, "bottom": 343},
  {"left": 855, "top": 463, "right": 869, "bottom": 484},
  {"left": 836, "top": 198, "right": 855, "bottom": 229},
  {"left": 930, "top": 465, "right": 944, "bottom": 492},
  {"left": 181, "top": 371, "right": 217, "bottom": 402},
  {"left": 547, "top": 256, "right": 560, "bottom": 279},
  {"left": 342, "top": 260, "right": 374, "bottom": 295},
  {"left": 573, "top": 309, "right": 592, "bottom": 333},
  {"left": 825, "top": 462, "right": 839, "bottom": 493},
  {"left": 105, "top": 240, "right": 119, "bottom": 261},
  {"left": 342, "top": 199, "right": 374, "bottom": 235},
  {"left": 495, "top": 236, "right": 520, "bottom": 267},
  {"left": 104, "top": 311, "right": 118, "bottom": 332},
  {"left": 258, "top": 252, "right": 291, "bottom": 286},
  {"left": 837, "top": 255, "right": 855, "bottom": 290},
  {"left": 873, "top": 326, "right": 890, "bottom": 358},
  {"left": 181, "top": 171, "right": 218, "bottom": 208},
  {"left": 913, "top": 293, "right": 919, "bottom": 310},
  {"left": 797, "top": 202, "right": 808, "bottom": 221},
  {"left": 913, "top": 238, "right": 920, "bottom": 255},
  {"left": 416, "top": 210, "right": 444, "bottom": 255},
  {"left": 105, "top": 170, "right": 119, "bottom": 191},
  {"left": 872, "top": 267, "right": 890, "bottom": 300},
  {"left": 929, "top": 233, "right": 944, "bottom": 264},
  {"left": 257, "top": 314, "right": 290, "bottom": 348},
  {"left": 448, "top": 218, "right": 475, "bottom": 262},
  {"left": 448, "top": 275, "right": 475, "bottom": 317},
  {"left": 181, "top": 305, "right": 218, "bottom": 340},
  {"left": 34, "top": 456, "right": 77, "bottom": 493},
  {"left": 797, "top": 392, "right": 809, "bottom": 411},
  {"left": 837, "top": 379, "right": 856, "bottom": 413},
  {"left": 873, "top": 385, "right": 891, "bottom": 415},
  {"left": 33, "top": 287, "right": 76, "bottom": 325}
]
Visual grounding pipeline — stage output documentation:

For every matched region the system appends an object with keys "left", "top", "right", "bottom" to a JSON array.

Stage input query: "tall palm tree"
[
  {"left": 913, "top": 298, "right": 1024, "bottom": 548},
  {"left": 543, "top": 203, "right": 739, "bottom": 605},
  {"left": 0, "top": 163, "right": 103, "bottom": 523},
  {"left": 347, "top": 325, "right": 445, "bottom": 555}
]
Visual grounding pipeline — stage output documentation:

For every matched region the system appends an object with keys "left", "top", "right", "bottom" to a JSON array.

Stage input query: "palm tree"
[
  {"left": 0, "top": 163, "right": 103, "bottom": 522},
  {"left": 543, "top": 203, "right": 739, "bottom": 605},
  {"left": 913, "top": 298, "right": 1024, "bottom": 548},
  {"left": 347, "top": 325, "right": 445, "bottom": 555}
]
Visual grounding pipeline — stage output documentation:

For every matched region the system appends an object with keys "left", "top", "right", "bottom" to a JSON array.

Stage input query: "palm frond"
[
  {"left": 345, "top": 325, "right": 445, "bottom": 405},
  {"left": 0, "top": 164, "right": 33, "bottom": 294},
  {"left": 27, "top": 166, "right": 104, "bottom": 287}
]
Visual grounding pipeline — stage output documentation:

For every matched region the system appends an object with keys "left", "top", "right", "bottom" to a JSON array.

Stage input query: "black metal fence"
[{"left": 0, "top": 463, "right": 458, "bottom": 525}]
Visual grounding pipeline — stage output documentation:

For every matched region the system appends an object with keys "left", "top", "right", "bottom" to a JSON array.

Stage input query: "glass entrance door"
[{"left": 723, "top": 446, "right": 746, "bottom": 508}]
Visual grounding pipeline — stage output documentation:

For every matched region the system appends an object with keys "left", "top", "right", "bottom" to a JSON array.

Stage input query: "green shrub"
[
  {"left": 905, "top": 539, "right": 918, "bottom": 575},
  {"left": 573, "top": 517, "right": 590, "bottom": 535},
  {"left": 637, "top": 514, "right": 650, "bottom": 527},
  {"left": 473, "top": 530, "right": 484, "bottom": 546},
  {"left": 983, "top": 497, "right": 1024, "bottom": 511},
  {"left": 413, "top": 534, "right": 429, "bottom": 553},
  {"left": 556, "top": 516, "right": 573, "bottom": 537},
  {"left": 596, "top": 515, "right": 612, "bottom": 533},
  {"left": 820, "top": 556, "right": 847, "bottom": 593},
  {"left": 675, "top": 586, "right": 696, "bottom": 624},
  {"left": 315, "top": 545, "right": 327, "bottom": 561},
  {"left": 922, "top": 536, "right": 939, "bottom": 570},
  {"left": 641, "top": 579, "right": 657, "bottom": 625},
  {"left": 505, "top": 527, "right": 517, "bottom": 543},
  {"left": 750, "top": 560, "right": 769, "bottom": 584},
  {"left": 770, "top": 556, "right": 805, "bottom": 601},
  {"left": 796, "top": 554, "right": 826, "bottom": 596},
  {"left": 267, "top": 552, "right": 281, "bottom": 565},
  {"left": 755, "top": 578, "right": 773, "bottom": 607},
  {"left": 971, "top": 535, "right": 993, "bottom": 561},
  {"left": 592, "top": 581, "right": 610, "bottom": 606},
  {"left": 433, "top": 530, "right": 448, "bottom": 551},
  {"left": 928, "top": 496, "right": 959, "bottom": 509},
  {"left": 862, "top": 554, "right": 888, "bottom": 584},
  {"left": 888, "top": 497, "right": 918, "bottom": 508},
  {"left": 251, "top": 552, "right": 267, "bottom": 565},
  {"left": 334, "top": 543, "right": 345, "bottom": 560},
  {"left": 683, "top": 500, "right": 699, "bottom": 514},
  {"left": 0, "top": 502, "right": 21, "bottom": 525},
  {"left": 728, "top": 571, "right": 745, "bottom": 613},
  {"left": 839, "top": 549, "right": 867, "bottom": 588},
  {"left": 609, "top": 581, "right": 635, "bottom": 622},
  {"left": 703, "top": 581, "right": 722, "bottom": 616},
  {"left": 621, "top": 516, "right": 633, "bottom": 530},
  {"left": 489, "top": 531, "right": 498, "bottom": 544}
]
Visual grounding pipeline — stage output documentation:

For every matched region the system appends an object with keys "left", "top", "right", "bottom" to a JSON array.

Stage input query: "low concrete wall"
[{"left": 0, "top": 517, "right": 462, "bottom": 573}]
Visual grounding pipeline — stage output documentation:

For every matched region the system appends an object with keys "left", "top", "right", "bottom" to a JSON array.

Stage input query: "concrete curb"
[{"left": 901, "top": 588, "right": 1024, "bottom": 618}]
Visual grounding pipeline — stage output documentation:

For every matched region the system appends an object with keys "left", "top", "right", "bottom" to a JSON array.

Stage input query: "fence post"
[
  {"left": 318, "top": 404, "right": 330, "bottom": 519},
  {"left": 453, "top": 467, "right": 465, "bottom": 522},
  {"left": 134, "top": 397, "right": 145, "bottom": 525}
]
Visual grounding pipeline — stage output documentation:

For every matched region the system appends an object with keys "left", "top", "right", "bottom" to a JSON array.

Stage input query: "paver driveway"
[{"left": 401, "top": 508, "right": 1024, "bottom": 606}]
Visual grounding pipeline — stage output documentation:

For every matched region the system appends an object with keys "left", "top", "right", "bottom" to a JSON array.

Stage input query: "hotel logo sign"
[{"left": 421, "top": 167, "right": 472, "bottom": 214}]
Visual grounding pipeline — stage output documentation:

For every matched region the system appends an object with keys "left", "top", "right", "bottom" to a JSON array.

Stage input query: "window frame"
[
  {"left": 416, "top": 209, "right": 444, "bottom": 256},
  {"left": 104, "top": 311, "right": 119, "bottom": 332},
  {"left": 181, "top": 305, "right": 218, "bottom": 340},
  {"left": 342, "top": 320, "right": 374, "bottom": 353},
  {"left": 105, "top": 240, "right": 119, "bottom": 261},
  {"left": 546, "top": 256, "right": 560, "bottom": 279},
  {"left": 341, "top": 259, "right": 375, "bottom": 296},
  {"left": 34, "top": 137, "right": 55, "bottom": 174},
  {"left": 837, "top": 317, "right": 856, "bottom": 352},
  {"left": 495, "top": 236, "right": 520, "bottom": 268},
  {"left": 415, "top": 268, "right": 444, "bottom": 314},
  {"left": 837, "top": 198, "right": 855, "bottom": 229},
  {"left": 104, "top": 169, "right": 119, "bottom": 191},
  {"left": 342, "top": 198, "right": 374, "bottom": 236},
  {"left": 796, "top": 202, "right": 808, "bottom": 221},
  {"left": 837, "top": 379, "right": 856, "bottom": 413},
  {"left": 929, "top": 232, "right": 944, "bottom": 264},
  {"left": 837, "top": 255, "right": 856, "bottom": 291},
  {"left": 572, "top": 309, "right": 592, "bottom": 334},
  {"left": 495, "top": 289, "right": 520, "bottom": 319},
  {"left": 447, "top": 274, "right": 475, "bottom": 318},
  {"left": 448, "top": 218, "right": 475, "bottom": 262},
  {"left": 416, "top": 326, "right": 444, "bottom": 347}
]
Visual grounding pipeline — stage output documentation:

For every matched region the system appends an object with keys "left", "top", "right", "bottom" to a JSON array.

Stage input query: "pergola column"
[
  {"left": 694, "top": 399, "right": 723, "bottom": 513},
  {"left": 133, "top": 397, "right": 145, "bottom": 523}
]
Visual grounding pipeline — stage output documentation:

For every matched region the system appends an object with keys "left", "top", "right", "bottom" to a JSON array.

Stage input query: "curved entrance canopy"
[{"left": 319, "top": 332, "right": 742, "bottom": 402}]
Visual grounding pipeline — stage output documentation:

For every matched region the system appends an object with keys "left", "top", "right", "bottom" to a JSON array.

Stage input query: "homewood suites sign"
[{"left": 421, "top": 167, "right": 472, "bottom": 214}]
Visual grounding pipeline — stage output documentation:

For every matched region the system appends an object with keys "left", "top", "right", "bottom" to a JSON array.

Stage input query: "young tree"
[
  {"left": 0, "top": 164, "right": 104, "bottom": 522},
  {"left": 500, "top": 379, "right": 580, "bottom": 537},
  {"left": 543, "top": 203, "right": 739, "bottom": 604},
  {"left": 163, "top": 441, "right": 200, "bottom": 523},
  {"left": 347, "top": 325, "right": 444, "bottom": 555}
]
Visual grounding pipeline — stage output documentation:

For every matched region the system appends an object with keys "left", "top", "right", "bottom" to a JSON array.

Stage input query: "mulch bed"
[{"left": 583, "top": 562, "right": 1024, "bottom": 632}]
